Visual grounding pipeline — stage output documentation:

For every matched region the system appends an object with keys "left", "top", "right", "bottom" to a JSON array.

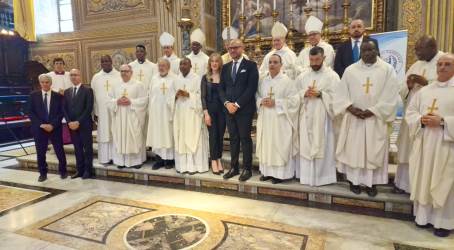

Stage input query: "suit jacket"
[
  {"left": 334, "top": 36, "right": 379, "bottom": 78},
  {"left": 28, "top": 90, "right": 64, "bottom": 135},
  {"left": 63, "top": 84, "right": 94, "bottom": 127},
  {"left": 218, "top": 58, "right": 259, "bottom": 115}
]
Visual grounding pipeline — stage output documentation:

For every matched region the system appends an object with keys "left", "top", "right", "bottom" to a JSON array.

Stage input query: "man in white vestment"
[
  {"left": 256, "top": 54, "right": 299, "bottom": 184},
  {"left": 333, "top": 41, "right": 399, "bottom": 197},
  {"left": 259, "top": 22, "right": 298, "bottom": 79},
  {"left": 186, "top": 28, "right": 209, "bottom": 77},
  {"left": 146, "top": 59, "right": 176, "bottom": 170},
  {"left": 159, "top": 32, "right": 181, "bottom": 75},
  {"left": 221, "top": 26, "right": 249, "bottom": 64},
  {"left": 108, "top": 64, "right": 148, "bottom": 169},
  {"left": 91, "top": 55, "right": 120, "bottom": 164},
  {"left": 395, "top": 36, "right": 445, "bottom": 193},
  {"left": 296, "top": 47, "right": 338, "bottom": 186},
  {"left": 173, "top": 58, "right": 209, "bottom": 174},
  {"left": 405, "top": 54, "right": 454, "bottom": 237},
  {"left": 297, "top": 16, "right": 335, "bottom": 71},
  {"left": 47, "top": 57, "right": 72, "bottom": 94},
  {"left": 129, "top": 44, "right": 157, "bottom": 90}
]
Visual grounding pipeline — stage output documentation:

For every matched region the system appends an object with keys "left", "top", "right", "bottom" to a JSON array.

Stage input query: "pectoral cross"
[
  {"left": 363, "top": 77, "right": 373, "bottom": 94},
  {"left": 122, "top": 88, "right": 128, "bottom": 97},
  {"left": 138, "top": 70, "right": 144, "bottom": 81},
  {"left": 311, "top": 80, "right": 317, "bottom": 88},
  {"left": 427, "top": 98, "right": 438, "bottom": 114},
  {"left": 104, "top": 80, "right": 110, "bottom": 91},
  {"left": 267, "top": 87, "right": 274, "bottom": 99},
  {"left": 160, "top": 82, "right": 168, "bottom": 94},
  {"left": 193, "top": 63, "right": 199, "bottom": 73},
  {"left": 421, "top": 69, "right": 426, "bottom": 78}
]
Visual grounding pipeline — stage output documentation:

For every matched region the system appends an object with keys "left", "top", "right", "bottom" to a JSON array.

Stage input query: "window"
[{"left": 34, "top": 0, "right": 73, "bottom": 35}]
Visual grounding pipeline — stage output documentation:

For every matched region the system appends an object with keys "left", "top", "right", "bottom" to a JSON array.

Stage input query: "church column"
[{"left": 157, "top": 0, "right": 184, "bottom": 57}]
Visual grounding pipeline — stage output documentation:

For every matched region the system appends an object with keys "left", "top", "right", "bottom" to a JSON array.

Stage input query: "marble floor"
[{"left": 0, "top": 158, "right": 452, "bottom": 250}]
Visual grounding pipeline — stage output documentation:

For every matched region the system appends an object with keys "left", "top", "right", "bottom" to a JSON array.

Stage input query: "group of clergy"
[{"left": 43, "top": 15, "right": 454, "bottom": 237}]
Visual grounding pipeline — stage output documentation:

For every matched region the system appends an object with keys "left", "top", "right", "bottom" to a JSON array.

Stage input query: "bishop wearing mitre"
[
  {"left": 159, "top": 32, "right": 181, "bottom": 75},
  {"left": 186, "top": 28, "right": 209, "bottom": 77}
]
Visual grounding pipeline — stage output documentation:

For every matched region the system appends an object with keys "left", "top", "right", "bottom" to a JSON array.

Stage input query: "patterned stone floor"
[{"left": 0, "top": 158, "right": 451, "bottom": 250}]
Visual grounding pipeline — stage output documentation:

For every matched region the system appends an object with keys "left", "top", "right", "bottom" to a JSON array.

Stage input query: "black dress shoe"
[
  {"left": 219, "top": 169, "right": 224, "bottom": 174},
  {"left": 259, "top": 175, "right": 272, "bottom": 182},
  {"left": 38, "top": 175, "right": 47, "bottom": 182},
  {"left": 60, "top": 173, "right": 68, "bottom": 179},
  {"left": 132, "top": 164, "right": 142, "bottom": 169},
  {"left": 271, "top": 178, "right": 283, "bottom": 184},
  {"left": 117, "top": 165, "right": 126, "bottom": 169},
  {"left": 392, "top": 186, "right": 405, "bottom": 194},
  {"left": 71, "top": 172, "right": 82, "bottom": 179},
  {"left": 415, "top": 222, "right": 433, "bottom": 228},
  {"left": 164, "top": 160, "right": 175, "bottom": 169},
  {"left": 434, "top": 228, "right": 450, "bottom": 237},
  {"left": 239, "top": 169, "right": 252, "bottom": 182},
  {"left": 366, "top": 186, "right": 378, "bottom": 197},
  {"left": 349, "top": 182, "right": 361, "bottom": 195},
  {"left": 223, "top": 169, "right": 239, "bottom": 179},
  {"left": 152, "top": 160, "right": 165, "bottom": 170}
]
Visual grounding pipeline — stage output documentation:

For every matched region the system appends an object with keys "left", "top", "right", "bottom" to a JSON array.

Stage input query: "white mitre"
[
  {"left": 305, "top": 16, "right": 323, "bottom": 34},
  {"left": 222, "top": 26, "right": 239, "bottom": 41},
  {"left": 190, "top": 28, "right": 206, "bottom": 45},
  {"left": 271, "top": 21, "right": 288, "bottom": 38},
  {"left": 159, "top": 32, "right": 175, "bottom": 47}
]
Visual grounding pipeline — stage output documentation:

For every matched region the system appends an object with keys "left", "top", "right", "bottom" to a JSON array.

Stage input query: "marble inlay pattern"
[
  {"left": 41, "top": 201, "right": 151, "bottom": 243},
  {"left": 0, "top": 185, "right": 48, "bottom": 213},
  {"left": 216, "top": 221, "right": 308, "bottom": 250},
  {"left": 18, "top": 196, "right": 325, "bottom": 250},
  {"left": 125, "top": 215, "right": 208, "bottom": 249}
]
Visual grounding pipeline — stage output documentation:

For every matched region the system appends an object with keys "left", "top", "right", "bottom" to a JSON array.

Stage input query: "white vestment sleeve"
[{"left": 368, "top": 68, "right": 399, "bottom": 122}]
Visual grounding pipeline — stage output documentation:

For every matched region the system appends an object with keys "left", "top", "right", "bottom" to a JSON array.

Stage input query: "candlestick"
[
  {"left": 241, "top": 0, "right": 244, "bottom": 15},
  {"left": 341, "top": 0, "right": 351, "bottom": 41},
  {"left": 254, "top": 11, "right": 263, "bottom": 54},
  {"left": 239, "top": 14, "right": 246, "bottom": 41},
  {"left": 322, "top": 0, "right": 330, "bottom": 42},
  {"left": 271, "top": 10, "right": 279, "bottom": 23},
  {"left": 273, "top": 0, "right": 276, "bottom": 10},
  {"left": 287, "top": 0, "right": 296, "bottom": 50}
]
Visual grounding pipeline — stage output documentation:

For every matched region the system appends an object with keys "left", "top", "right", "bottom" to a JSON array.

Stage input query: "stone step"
[
  {"left": 16, "top": 152, "right": 411, "bottom": 219},
  {"left": 49, "top": 143, "right": 99, "bottom": 155}
]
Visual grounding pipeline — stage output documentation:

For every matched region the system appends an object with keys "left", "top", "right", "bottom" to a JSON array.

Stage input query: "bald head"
[
  {"left": 69, "top": 69, "right": 81, "bottom": 85},
  {"left": 415, "top": 35, "right": 438, "bottom": 61},
  {"left": 157, "top": 58, "right": 170, "bottom": 76},
  {"left": 349, "top": 19, "right": 365, "bottom": 39},
  {"left": 437, "top": 53, "right": 454, "bottom": 82},
  {"left": 228, "top": 39, "right": 244, "bottom": 61}
]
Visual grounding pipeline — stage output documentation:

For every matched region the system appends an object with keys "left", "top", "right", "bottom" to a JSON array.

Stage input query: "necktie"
[
  {"left": 353, "top": 40, "right": 360, "bottom": 63},
  {"left": 231, "top": 61, "right": 238, "bottom": 82},
  {"left": 44, "top": 93, "right": 49, "bottom": 121},
  {"left": 72, "top": 87, "right": 77, "bottom": 98}
]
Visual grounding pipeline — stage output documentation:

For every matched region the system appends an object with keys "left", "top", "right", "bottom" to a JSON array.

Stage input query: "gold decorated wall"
[
  {"left": 29, "top": 0, "right": 216, "bottom": 83},
  {"left": 399, "top": 0, "right": 454, "bottom": 66}
]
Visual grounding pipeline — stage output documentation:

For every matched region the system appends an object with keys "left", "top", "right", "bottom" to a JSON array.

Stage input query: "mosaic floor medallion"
[{"left": 125, "top": 214, "right": 208, "bottom": 250}]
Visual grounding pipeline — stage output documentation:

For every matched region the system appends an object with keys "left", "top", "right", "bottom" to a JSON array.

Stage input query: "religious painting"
[
  {"left": 87, "top": 0, "right": 145, "bottom": 14},
  {"left": 225, "top": 0, "right": 384, "bottom": 40},
  {"left": 90, "top": 48, "right": 136, "bottom": 75}
]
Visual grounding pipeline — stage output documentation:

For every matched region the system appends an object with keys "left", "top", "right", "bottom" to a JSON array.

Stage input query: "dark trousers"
[
  {"left": 33, "top": 128, "right": 67, "bottom": 176},
  {"left": 226, "top": 112, "right": 254, "bottom": 171},
  {"left": 69, "top": 124, "right": 93, "bottom": 175},
  {"left": 207, "top": 106, "right": 226, "bottom": 160}
]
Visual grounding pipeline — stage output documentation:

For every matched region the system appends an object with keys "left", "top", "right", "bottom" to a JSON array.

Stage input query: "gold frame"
[{"left": 222, "top": 0, "right": 386, "bottom": 47}]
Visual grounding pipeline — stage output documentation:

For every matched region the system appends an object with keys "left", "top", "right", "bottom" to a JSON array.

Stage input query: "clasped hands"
[
  {"left": 304, "top": 86, "right": 321, "bottom": 98},
  {"left": 260, "top": 97, "right": 275, "bottom": 108},
  {"left": 175, "top": 89, "right": 190, "bottom": 99},
  {"left": 347, "top": 105, "right": 374, "bottom": 119},
  {"left": 225, "top": 102, "right": 239, "bottom": 114},
  {"left": 421, "top": 113, "right": 442, "bottom": 127},
  {"left": 117, "top": 96, "right": 131, "bottom": 106},
  {"left": 68, "top": 121, "right": 80, "bottom": 130}
]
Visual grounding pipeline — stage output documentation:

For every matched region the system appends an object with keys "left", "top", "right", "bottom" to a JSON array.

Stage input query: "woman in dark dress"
[{"left": 201, "top": 53, "right": 225, "bottom": 174}]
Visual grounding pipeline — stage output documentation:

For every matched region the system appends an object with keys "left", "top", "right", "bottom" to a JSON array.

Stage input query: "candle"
[
  {"left": 273, "top": 0, "right": 276, "bottom": 10},
  {"left": 257, "top": 0, "right": 260, "bottom": 10},
  {"left": 306, "top": 0, "right": 310, "bottom": 5},
  {"left": 241, "top": 0, "right": 244, "bottom": 15}
]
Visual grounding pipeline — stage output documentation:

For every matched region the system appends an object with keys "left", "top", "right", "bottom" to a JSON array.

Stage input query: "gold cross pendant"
[
  {"left": 267, "top": 87, "right": 275, "bottom": 99},
  {"left": 427, "top": 98, "right": 438, "bottom": 114},
  {"left": 160, "top": 82, "right": 168, "bottom": 94},
  {"left": 363, "top": 77, "right": 373, "bottom": 94},
  {"left": 138, "top": 69, "right": 144, "bottom": 81},
  {"left": 104, "top": 80, "right": 110, "bottom": 91},
  {"left": 122, "top": 88, "right": 128, "bottom": 97}
]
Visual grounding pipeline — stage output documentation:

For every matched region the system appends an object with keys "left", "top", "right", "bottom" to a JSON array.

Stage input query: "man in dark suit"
[
  {"left": 64, "top": 69, "right": 94, "bottom": 179},
  {"left": 334, "top": 19, "right": 380, "bottom": 78},
  {"left": 219, "top": 39, "right": 259, "bottom": 182},
  {"left": 28, "top": 74, "right": 67, "bottom": 182}
]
